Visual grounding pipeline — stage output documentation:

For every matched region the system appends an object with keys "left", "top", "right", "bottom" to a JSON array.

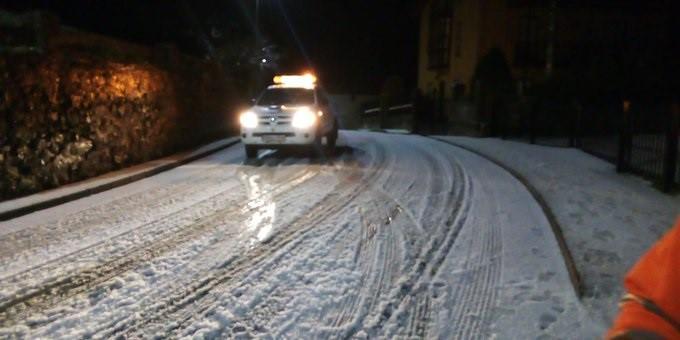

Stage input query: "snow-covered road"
[{"left": 0, "top": 131, "right": 600, "bottom": 339}]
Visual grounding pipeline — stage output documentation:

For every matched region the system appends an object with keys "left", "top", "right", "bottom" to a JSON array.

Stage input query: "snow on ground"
[
  {"left": 0, "top": 132, "right": 601, "bottom": 338},
  {"left": 434, "top": 136, "right": 680, "bottom": 326}
]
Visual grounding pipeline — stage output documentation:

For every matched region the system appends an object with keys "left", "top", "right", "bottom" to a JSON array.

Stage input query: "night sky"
[{"left": 1, "top": 0, "right": 420, "bottom": 94}]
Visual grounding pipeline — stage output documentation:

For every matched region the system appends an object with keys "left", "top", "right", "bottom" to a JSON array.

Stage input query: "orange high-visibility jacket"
[{"left": 607, "top": 218, "right": 680, "bottom": 339}]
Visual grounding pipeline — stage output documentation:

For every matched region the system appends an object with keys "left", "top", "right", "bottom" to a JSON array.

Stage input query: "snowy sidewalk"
[
  {"left": 433, "top": 136, "right": 680, "bottom": 325},
  {"left": 0, "top": 137, "right": 239, "bottom": 221}
]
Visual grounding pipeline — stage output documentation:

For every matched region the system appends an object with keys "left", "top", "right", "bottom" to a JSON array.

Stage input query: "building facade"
[
  {"left": 417, "top": 0, "right": 672, "bottom": 134},
  {"left": 419, "top": 0, "right": 532, "bottom": 100}
]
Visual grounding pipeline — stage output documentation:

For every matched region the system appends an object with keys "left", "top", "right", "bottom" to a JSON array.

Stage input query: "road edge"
[
  {"left": 0, "top": 137, "right": 240, "bottom": 222},
  {"left": 428, "top": 136, "right": 583, "bottom": 298}
]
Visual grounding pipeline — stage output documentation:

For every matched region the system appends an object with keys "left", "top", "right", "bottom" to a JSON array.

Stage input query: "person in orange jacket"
[{"left": 606, "top": 218, "right": 680, "bottom": 339}]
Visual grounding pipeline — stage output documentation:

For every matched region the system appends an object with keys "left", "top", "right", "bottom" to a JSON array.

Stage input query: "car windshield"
[{"left": 257, "top": 88, "right": 314, "bottom": 106}]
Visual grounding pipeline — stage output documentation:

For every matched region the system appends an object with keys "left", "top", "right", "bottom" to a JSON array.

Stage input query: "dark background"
[{"left": 0, "top": 0, "right": 420, "bottom": 94}]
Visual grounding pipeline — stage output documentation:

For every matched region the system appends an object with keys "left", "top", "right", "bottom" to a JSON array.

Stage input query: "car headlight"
[
  {"left": 239, "top": 111, "right": 258, "bottom": 128},
  {"left": 291, "top": 107, "right": 317, "bottom": 129}
]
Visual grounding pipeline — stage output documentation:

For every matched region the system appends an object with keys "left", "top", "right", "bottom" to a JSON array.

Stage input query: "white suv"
[{"left": 239, "top": 74, "right": 338, "bottom": 158}]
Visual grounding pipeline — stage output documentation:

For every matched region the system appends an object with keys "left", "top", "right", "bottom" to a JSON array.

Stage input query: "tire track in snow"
[
  {"left": 319, "top": 137, "right": 442, "bottom": 338},
  {"left": 0, "top": 175, "right": 242, "bottom": 283},
  {"left": 350, "top": 141, "right": 455, "bottom": 338},
  {"left": 446, "top": 189, "right": 502, "bottom": 339},
  {"left": 96, "top": 143, "right": 389, "bottom": 338},
  {"left": 0, "top": 132, "right": 536, "bottom": 338},
  {"left": 116, "top": 168, "right": 347, "bottom": 337},
  {"left": 209, "top": 144, "right": 403, "bottom": 338},
  {"left": 404, "top": 292, "right": 431, "bottom": 338},
  {"left": 419, "top": 143, "right": 503, "bottom": 339},
  {"left": 328, "top": 198, "right": 404, "bottom": 336},
  {"left": 223, "top": 137, "right": 465, "bottom": 335},
  {"left": 0, "top": 155, "right": 310, "bottom": 288},
  {"left": 166, "top": 147, "right": 389, "bottom": 337},
  {"left": 0, "top": 147, "right": 297, "bottom": 270},
  {"left": 327, "top": 167, "right": 434, "bottom": 338},
  {"left": 357, "top": 144, "right": 472, "bottom": 339},
  {"left": 0, "top": 148, "right": 245, "bottom": 261},
  {"left": 398, "top": 147, "right": 500, "bottom": 339},
  {"left": 208, "top": 209, "right": 358, "bottom": 338},
  {"left": 0, "top": 165, "right": 318, "bottom": 328},
  {"left": 112, "top": 177, "right": 361, "bottom": 338},
  {"left": 262, "top": 137, "right": 460, "bottom": 339}
]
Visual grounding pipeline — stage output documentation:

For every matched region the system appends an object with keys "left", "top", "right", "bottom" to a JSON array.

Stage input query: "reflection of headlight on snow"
[
  {"left": 239, "top": 111, "right": 258, "bottom": 128},
  {"left": 291, "top": 107, "right": 317, "bottom": 129}
]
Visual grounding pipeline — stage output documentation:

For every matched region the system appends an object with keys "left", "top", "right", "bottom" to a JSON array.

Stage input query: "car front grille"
[
  {"left": 259, "top": 113, "right": 292, "bottom": 126},
  {"left": 252, "top": 132, "right": 295, "bottom": 137}
]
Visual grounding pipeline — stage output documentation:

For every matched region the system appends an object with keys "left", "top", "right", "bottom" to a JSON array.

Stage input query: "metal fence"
[
  {"left": 362, "top": 104, "right": 415, "bottom": 131},
  {"left": 619, "top": 104, "right": 680, "bottom": 191},
  {"left": 512, "top": 101, "right": 679, "bottom": 192},
  {"left": 363, "top": 99, "right": 679, "bottom": 193}
]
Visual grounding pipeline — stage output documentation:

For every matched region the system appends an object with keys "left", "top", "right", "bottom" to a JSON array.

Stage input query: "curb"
[
  {"left": 429, "top": 136, "right": 583, "bottom": 298},
  {"left": 0, "top": 138, "right": 240, "bottom": 222}
]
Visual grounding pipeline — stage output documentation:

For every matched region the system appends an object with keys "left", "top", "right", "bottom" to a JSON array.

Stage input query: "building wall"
[
  {"left": 450, "top": 0, "right": 483, "bottom": 93},
  {"left": 417, "top": 1, "right": 436, "bottom": 95},
  {"left": 418, "top": 0, "right": 514, "bottom": 98},
  {"left": 418, "top": 0, "right": 672, "bottom": 99},
  {"left": 417, "top": 0, "right": 672, "bottom": 138}
]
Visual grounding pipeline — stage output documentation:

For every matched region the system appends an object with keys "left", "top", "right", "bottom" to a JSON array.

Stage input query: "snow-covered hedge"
[{"left": 0, "top": 14, "right": 236, "bottom": 200}]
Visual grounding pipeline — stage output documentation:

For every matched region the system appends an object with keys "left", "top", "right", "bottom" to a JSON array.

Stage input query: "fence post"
[
  {"left": 662, "top": 102, "right": 679, "bottom": 192},
  {"left": 529, "top": 104, "right": 536, "bottom": 144},
  {"left": 617, "top": 100, "right": 632, "bottom": 173},
  {"left": 410, "top": 103, "right": 418, "bottom": 134},
  {"left": 379, "top": 107, "right": 387, "bottom": 130},
  {"left": 569, "top": 101, "right": 581, "bottom": 148}
]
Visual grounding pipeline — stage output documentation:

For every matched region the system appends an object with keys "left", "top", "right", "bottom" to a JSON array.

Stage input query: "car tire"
[
  {"left": 245, "top": 145, "right": 258, "bottom": 158},
  {"left": 327, "top": 129, "right": 337, "bottom": 154},
  {"left": 309, "top": 134, "right": 323, "bottom": 158}
]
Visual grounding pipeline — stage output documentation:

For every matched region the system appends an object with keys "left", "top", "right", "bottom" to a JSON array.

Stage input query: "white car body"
[{"left": 240, "top": 82, "right": 338, "bottom": 157}]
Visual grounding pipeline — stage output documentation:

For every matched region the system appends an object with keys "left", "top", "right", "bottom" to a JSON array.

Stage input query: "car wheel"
[
  {"left": 310, "top": 134, "right": 323, "bottom": 158},
  {"left": 327, "top": 129, "right": 337, "bottom": 154},
  {"left": 245, "top": 145, "right": 258, "bottom": 158}
]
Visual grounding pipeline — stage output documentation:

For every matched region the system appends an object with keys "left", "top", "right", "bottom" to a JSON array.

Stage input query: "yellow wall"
[
  {"left": 451, "top": 0, "right": 483, "bottom": 92},
  {"left": 418, "top": 0, "right": 516, "bottom": 98},
  {"left": 417, "top": 1, "right": 442, "bottom": 96},
  {"left": 418, "top": 0, "right": 487, "bottom": 98}
]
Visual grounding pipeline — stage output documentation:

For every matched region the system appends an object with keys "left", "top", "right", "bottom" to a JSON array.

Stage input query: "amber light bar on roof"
[{"left": 273, "top": 73, "right": 317, "bottom": 88}]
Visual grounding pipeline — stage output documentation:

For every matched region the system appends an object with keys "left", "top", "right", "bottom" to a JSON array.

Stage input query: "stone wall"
[{"left": 0, "top": 12, "right": 237, "bottom": 200}]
